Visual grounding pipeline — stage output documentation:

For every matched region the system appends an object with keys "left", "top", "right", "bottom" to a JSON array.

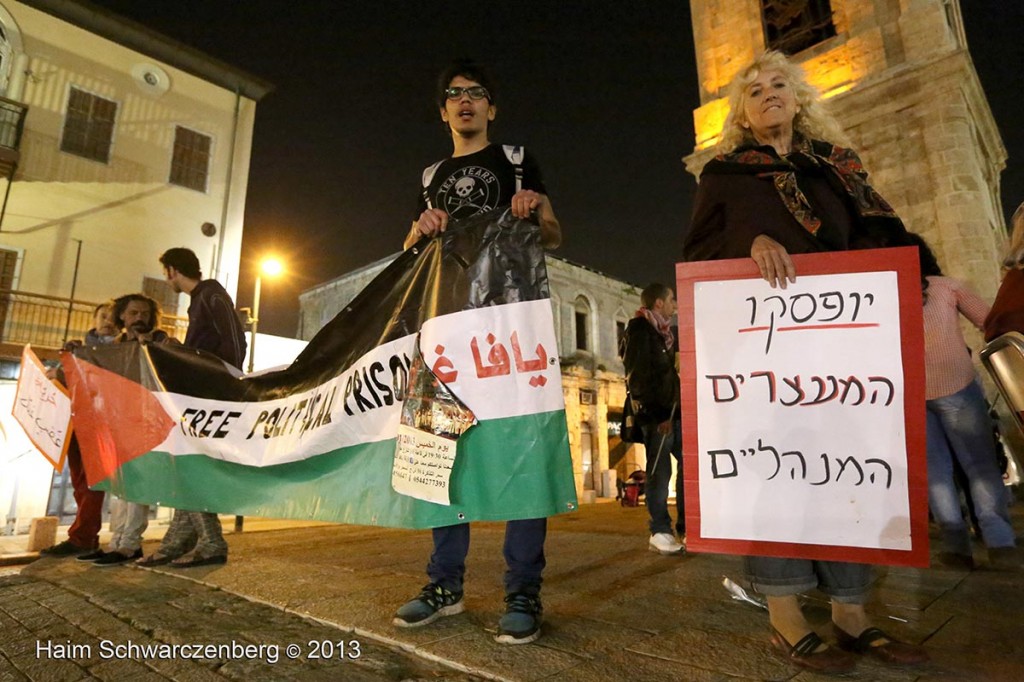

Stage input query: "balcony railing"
[
  {"left": 0, "top": 95, "right": 27, "bottom": 155},
  {"left": 0, "top": 289, "right": 188, "bottom": 353}
]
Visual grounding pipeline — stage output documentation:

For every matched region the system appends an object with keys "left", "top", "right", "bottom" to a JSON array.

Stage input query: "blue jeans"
[
  {"left": 428, "top": 518, "right": 547, "bottom": 596},
  {"left": 744, "top": 557, "right": 872, "bottom": 601},
  {"left": 926, "top": 381, "right": 1015, "bottom": 555},
  {"left": 641, "top": 419, "right": 683, "bottom": 535}
]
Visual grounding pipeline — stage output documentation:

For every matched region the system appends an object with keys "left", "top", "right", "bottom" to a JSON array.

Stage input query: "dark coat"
[
  {"left": 621, "top": 317, "right": 678, "bottom": 424},
  {"left": 985, "top": 267, "right": 1024, "bottom": 342},
  {"left": 684, "top": 141, "right": 908, "bottom": 262}
]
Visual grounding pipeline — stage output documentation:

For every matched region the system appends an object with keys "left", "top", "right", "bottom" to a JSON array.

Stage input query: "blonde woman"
[{"left": 684, "top": 51, "right": 927, "bottom": 674}]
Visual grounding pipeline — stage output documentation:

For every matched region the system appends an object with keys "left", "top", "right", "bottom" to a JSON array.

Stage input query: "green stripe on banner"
[{"left": 106, "top": 410, "right": 577, "bottom": 529}]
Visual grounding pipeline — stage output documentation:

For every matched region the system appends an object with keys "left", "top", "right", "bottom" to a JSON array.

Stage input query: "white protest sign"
[
  {"left": 12, "top": 345, "right": 73, "bottom": 470},
  {"left": 678, "top": 248, "right": 928, "bottom": 566}
]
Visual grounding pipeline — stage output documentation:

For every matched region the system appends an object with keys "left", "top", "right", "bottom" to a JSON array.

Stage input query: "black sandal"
[
  {"left": 771, "top": 627, "right": 856, "bottom": 674},
  {"left": 832, "top": 624, "right": 929, "bottom": 666}
]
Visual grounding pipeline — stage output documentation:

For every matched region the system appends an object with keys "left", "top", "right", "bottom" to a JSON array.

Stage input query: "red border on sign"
[{"left": 675, "top": 247, "right": 928, "bottom": 568}]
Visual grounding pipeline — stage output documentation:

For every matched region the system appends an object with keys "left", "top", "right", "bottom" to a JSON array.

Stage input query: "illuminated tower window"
[{"left": 760, "top": 0, "right": 836, "bottom": 54}]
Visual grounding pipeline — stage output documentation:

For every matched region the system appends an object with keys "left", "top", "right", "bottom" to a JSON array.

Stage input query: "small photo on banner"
[{"left": 391, "top": 343, "right": 478, "bottom": 505}]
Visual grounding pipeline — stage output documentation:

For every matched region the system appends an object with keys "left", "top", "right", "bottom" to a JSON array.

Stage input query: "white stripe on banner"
[
  {"left": 149, "top": 300, "right": 564, "bottom": 466},
  {"left": 419, "top": 299, "right": 563, "bottom": 419}
]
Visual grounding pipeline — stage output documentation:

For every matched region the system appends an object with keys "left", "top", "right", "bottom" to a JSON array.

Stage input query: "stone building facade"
[
  {"left": 685, "top": 0, "right": 1007, "bottom": 303},
  {"left": 0, "top": 0, "right": 270, "bottom": 534},
  {"left": 298, "top": 253, "right": 645, "bottom": 503}
]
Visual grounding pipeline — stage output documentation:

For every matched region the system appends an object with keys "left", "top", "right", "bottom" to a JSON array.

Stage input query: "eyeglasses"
[{"left": 445, "top": 86, "right": 490, "bottom": 101}]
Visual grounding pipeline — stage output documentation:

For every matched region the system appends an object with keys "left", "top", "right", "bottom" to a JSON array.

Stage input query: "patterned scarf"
[
  {"left": 710, "top": 137, "right": 899, "bottom": 235},
  {"left": 637, "top": 307, "right": 674, "bottom": 350}
]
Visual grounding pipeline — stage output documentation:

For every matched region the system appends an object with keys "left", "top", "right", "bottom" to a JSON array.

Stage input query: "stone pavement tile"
[
  {"left": 1, "top": 598, "right": 66, "bottom": 632},
  {"left": 4, "top": 629, "right": 103, "bottom": 668},
  {"left": 142, "top": 654, "right": 230, "bottom": 682},
  {"left": 3, "top": 657, "right": 89, "bottom": 682},
  {"left": 39, "top": 566, "right": 194, "bottom": 617},
  {"left": 417, "top": 628, "right": 584, "bottom": 682},
  {"left": 579, "top": 589, "right": 706, "bottom": 635},
  {"left": 628, "top": 627, "right": 795, "bottom": 681},
  {"left": 217, "top": 654, "right": 311, "bottom": 681},
  {"left": 552, "top": 552, "right": 697, "bottom": 600},
  {"left": 922, "top": 613, "right": 1024, "bottom": 667},
  {"left": 870, "top": 566, "right": 968, "bottom": 611},
  {"left": 940, "top": 570, "right": 1024, "bottom": 618},
  {"left": 611, "top": 594, "right": 771, "bottom": 640},
  {"left": 226, "top": 526, "right": 432, "bottom": 575},
  {"left": 548, "top": 650, "right": 735, "bottom": 682},
  {"left": 522, "top": 615, "right": 658, "bottom": 661},
  {"left": 0, "top": 655, "right": 31, "bottom": 682},
  {"left": 88, "top": 658, "right": 169, "bottom": 681},
  {"left": 209, "top": 562, "right": 414, "bottom": 610}
]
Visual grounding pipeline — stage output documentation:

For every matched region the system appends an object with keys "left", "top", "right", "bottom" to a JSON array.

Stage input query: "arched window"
[
  {"left": 574, "top": 296, "right": 591, "bottom": 351},
  {"left": 760, "top": 0, "right": 836, "bottom": 54}
]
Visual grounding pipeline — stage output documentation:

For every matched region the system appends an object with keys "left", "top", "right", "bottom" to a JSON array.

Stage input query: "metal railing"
[
  {"left": 0, "top": 289, "right": 188, "bottom": 349},
  {"left": 0, "top": 95, "right": 27, "bottom": 152}
]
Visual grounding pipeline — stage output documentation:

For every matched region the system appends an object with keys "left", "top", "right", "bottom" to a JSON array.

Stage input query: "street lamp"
[{"left": 247, "top": 256, "right": 283, "bottom": 373}]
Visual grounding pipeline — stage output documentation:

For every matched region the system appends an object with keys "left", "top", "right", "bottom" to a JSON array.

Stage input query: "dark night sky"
[{"left": 88, "top": 1, "right": 1024, "bottom": 337}]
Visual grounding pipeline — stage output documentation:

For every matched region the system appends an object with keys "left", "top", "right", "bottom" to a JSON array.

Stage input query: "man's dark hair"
[
  {"left": 112, "top": 293, "right": 162, "bottom": 331},
  {"left": 159, "top": 247, "right": 202, "bottom": 279},
  {"left": 640, "top": 283, "right": 673, "bottom": 309},
  {"left": 435, "top": 59, "right": 496, "bottom": 108}
]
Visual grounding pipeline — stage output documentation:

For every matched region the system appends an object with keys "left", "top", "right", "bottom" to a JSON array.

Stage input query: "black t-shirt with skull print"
[{"left": 414, "top": 144, "right": 547, "bottom": 221}]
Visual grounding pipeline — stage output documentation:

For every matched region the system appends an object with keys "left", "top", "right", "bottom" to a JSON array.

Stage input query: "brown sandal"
[
  {"left": 832, "top": 624, "right": 929, "bottom": 666},
  {"left": 771, "top": 627, "right": 856, "bottom": 674}
]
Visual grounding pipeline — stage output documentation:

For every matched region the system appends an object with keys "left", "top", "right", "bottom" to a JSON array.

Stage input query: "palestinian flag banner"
[{"left": 61, "top": 210, "right": 578, "bottom": 528}]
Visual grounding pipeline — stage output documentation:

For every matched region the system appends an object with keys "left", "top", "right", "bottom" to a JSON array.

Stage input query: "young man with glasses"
[{"left": 395, "top": 60, "right": 560, "bottom": 645}]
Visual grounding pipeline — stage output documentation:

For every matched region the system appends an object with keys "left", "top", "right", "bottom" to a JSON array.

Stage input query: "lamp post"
[{"left": 247, "top": 256, "right": 283, "bottom": 374}]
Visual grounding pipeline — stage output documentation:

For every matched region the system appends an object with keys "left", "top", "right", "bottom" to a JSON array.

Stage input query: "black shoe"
[
  {"left": 93, "top": 549, "right": 143, "bottom": 567},
  {"left": 936, "top": 552, "right": 975, "bottom": 570},
  {"left": 76, "top": 550, "right": 107, "bottom": 562},
  {"left": 495, "top": 593, "right": 543, "bottom": 644},
  {"left": 40, "top": 540, "right": 92, "bottom": 557},
  {"left": 392, "top": 583, "right": 465, "bottom": 627}
]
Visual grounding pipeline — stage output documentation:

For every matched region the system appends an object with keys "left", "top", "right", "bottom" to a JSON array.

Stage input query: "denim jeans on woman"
[{"left": 926, "top": 380, "right": 1015, "bottom": 556}]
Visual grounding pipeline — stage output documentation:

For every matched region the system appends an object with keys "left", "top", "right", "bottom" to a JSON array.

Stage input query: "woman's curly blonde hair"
[
  {"left": 717, "top": 50, "right": 851, "bottom": 153},
  {"left": 1002, "top": 201, "right": 1024, "bottom": 270}
]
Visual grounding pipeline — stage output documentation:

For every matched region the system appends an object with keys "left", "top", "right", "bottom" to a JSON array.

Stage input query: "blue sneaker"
[
  {"left": 495, "top": 592, "right": 543, "bottom": 644},
  {"left": 392, "top": 583, "right": 464, "bottom": 627}
]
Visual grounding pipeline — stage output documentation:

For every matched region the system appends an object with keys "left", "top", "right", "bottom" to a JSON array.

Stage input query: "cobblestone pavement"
[
  {"left": 0, "top": 567, "right": 480, "bottom": 681},
  {"left": 4, "top": 500, "right": 1024, "bottom": 681}
]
